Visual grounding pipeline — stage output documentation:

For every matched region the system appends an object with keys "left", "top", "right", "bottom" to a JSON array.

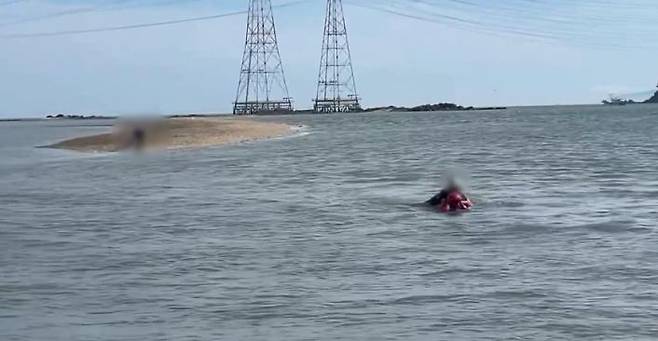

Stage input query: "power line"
[
  {"left": 0, "top": 0, "right": 188, "bottom": 27},
  {"left": 0, "top": 12, "right": 245, "bottom": 38},
  {"left": 0, "top": 7, "right": 106, "bottom": 27},
  {"left": 0, "top": 0, "right": 309, "bottom": 39},
  {"left": 348, "top": 0, "right": 658, "bottom": 48},
  {"left": 348, "top": 1, "right": 558, "bottom": 41},
  {"left": 0, "top": 0, "right": 26, "bottom": 6},
  {"left": 3, "top": 0, "right": 656, "bottom": 47}
]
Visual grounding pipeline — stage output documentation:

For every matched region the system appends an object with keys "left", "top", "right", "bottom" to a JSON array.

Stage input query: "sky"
[{"left": 1, "top": 0, "right": 658, "bottom": 118}]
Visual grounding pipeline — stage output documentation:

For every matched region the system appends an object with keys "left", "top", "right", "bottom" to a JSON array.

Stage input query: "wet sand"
[{"left": 49, "top": 117, "right": 295, "bottom": 152}]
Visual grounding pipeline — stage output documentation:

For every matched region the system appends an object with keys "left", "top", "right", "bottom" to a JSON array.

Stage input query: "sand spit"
[{"left": 48, "top": 117, "right": 295, "bottom": 152}]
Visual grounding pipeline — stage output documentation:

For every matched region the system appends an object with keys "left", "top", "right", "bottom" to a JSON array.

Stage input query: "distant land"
[
  {"left": 245, "top": 102, "right": 507, "bottom": 116},
  {"left": 8, "top": 96, "right": 658, "bottom": 122},
  {"left": 31, "top": 102, "right": 507, "bottom": 119},
  {"left": 45, "top": 114, "right": 117, "bottom": 120},
  {"left": 362, "top": 102, "right": 507, "bottom": 113},
  {"left": 645, "top": 90, "right": 658, "bottom": 103}
]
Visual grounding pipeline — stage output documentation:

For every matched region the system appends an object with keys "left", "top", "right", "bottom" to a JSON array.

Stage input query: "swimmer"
[{"left": 427, "top": 178, "right": 473, "bottom": 212}]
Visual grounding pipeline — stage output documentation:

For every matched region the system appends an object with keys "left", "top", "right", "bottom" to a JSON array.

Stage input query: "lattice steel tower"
[
  {"left": 314, "top": 0, "right": 361, "bottom": 113},
  {"left": 234, "top": 0, "right": 292, "bottom": 115}
]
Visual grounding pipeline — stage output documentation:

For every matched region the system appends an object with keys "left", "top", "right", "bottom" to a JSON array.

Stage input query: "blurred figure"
[
  {"left": 132, "top": 127, "right": 145, "bottom": 150},
  {"left": 427, "top": 177, "right": 473, "bottom": 212}
]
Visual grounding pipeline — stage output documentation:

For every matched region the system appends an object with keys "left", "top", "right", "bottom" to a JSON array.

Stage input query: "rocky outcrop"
[{"left": 363, "top": 103, "right": 506, "bottom": 113}]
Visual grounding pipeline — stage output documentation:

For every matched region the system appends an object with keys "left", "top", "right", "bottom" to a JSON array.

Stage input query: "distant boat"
[{"left": 602, "top": 95, "right": 635, "bottom": 106}]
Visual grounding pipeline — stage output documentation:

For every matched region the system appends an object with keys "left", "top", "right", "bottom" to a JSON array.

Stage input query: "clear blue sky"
[{"left": 1, "top": 0, "right": 658, "bottom": 117}]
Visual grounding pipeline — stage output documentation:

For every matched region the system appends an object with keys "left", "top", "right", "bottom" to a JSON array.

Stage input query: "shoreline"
[
  {"left": 4, "top": 102, "right": 658, "bottom": 123},
  {"left": 47, "top": 117, "right": 296, "bottom": 152}
]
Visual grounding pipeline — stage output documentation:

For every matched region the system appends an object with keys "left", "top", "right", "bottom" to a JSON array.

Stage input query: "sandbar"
[{"left": 48, "top": 117, "right": 295, "bottom": 152}]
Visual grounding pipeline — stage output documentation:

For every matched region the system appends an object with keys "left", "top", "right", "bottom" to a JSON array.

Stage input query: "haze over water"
[{"left": 1, "top": 105, "right": 658, "bottom": 340}]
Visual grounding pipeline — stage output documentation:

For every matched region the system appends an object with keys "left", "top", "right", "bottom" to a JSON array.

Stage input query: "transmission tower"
[
  {"left": 234, "top": 0, "right": 293, "bottom": 115},
  {"left": 314, "top": 0, "right": 361, "bottom": 113}
]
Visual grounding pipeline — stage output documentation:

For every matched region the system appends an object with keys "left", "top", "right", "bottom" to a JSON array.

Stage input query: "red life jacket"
[{"left": 440, "top": 191, "right": 473, "bottom": 212}]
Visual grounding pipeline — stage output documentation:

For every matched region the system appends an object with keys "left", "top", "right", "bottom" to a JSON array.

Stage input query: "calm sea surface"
[{"left": 1, "top": 106, "right": 658, "bottom": 340}]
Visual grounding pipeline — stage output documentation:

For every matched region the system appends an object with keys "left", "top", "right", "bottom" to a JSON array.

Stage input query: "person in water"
[{"left": 427, "top": 179, "right": 473, "bottom": 212}]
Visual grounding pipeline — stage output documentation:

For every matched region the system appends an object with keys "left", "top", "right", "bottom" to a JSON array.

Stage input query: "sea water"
[{"left": 1, "top": 105, "right": 657, "bottom": 340}]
